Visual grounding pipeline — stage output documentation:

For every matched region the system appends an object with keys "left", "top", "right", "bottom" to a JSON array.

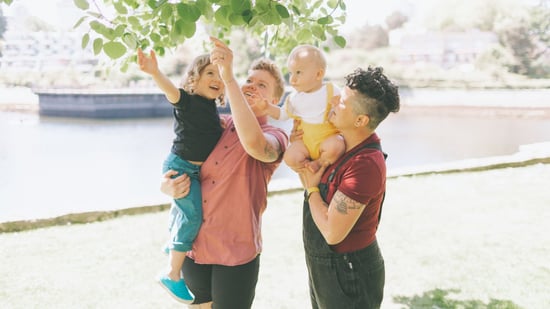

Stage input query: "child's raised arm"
[{"left": 137, "top": 48, "right": 180, "bottom": 104}]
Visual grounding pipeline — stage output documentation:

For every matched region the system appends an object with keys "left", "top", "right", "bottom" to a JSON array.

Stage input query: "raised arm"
[
  {"left": 137, "top": 48, "right": 180, "bottom": 104},
  {"left": 210, "top": 37, "right": 282, "bottom": 163}
]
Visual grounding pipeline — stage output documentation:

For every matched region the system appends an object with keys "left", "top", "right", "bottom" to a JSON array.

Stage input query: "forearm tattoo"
[
  {"left": 264, "top": 136, "right": 281, "bottom": 161},
  {"left": 333, "top": 191, "right": 366, "bottom": 215}
]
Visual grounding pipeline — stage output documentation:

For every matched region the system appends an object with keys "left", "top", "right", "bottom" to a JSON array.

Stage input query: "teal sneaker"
[
  {"left": 158, "top": 275, "right": 195, "bottom": 304},
  {"left": 162, "top": 245, "right": 170, "bottom": 256}
]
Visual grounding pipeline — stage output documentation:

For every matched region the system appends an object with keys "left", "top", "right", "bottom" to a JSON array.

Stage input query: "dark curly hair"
[{"left": 345, "top": 67, "right": 400, "bottom": 130}]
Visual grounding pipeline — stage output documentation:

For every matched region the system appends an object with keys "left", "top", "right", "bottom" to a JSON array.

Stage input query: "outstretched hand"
[
  {"left": 209, "top": 37, "right": 234, "bottom": 83},
  {"left": 137, "top": 48, "right": 159, "bottom": 76}
]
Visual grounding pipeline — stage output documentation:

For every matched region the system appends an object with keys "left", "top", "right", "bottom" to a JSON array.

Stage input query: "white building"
[{"left": 0, "top": 30, "right": 98, "bottom": 72}]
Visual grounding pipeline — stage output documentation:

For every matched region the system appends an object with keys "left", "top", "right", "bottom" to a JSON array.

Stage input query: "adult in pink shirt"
[{"left": 160, "top": 37, "right": 288, "bottom": 309}]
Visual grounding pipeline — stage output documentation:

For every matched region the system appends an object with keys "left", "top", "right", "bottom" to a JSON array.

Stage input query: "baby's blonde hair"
[{"left": 288, "top": 45, "right": 327, "bottom": 71}]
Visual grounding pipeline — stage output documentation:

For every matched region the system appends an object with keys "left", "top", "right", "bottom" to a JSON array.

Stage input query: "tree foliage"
[
  {"left": 0, "top": 7, "right": 7, "bottom": 39},
  {"left": 66, "top": 0, "right": 348, "bottom": 71},
  {"left": 493, "top": 4, "right": 550, "bottom": 77},
  {"left": 385, "top": 11, "right": 408, "bottom": 31}
]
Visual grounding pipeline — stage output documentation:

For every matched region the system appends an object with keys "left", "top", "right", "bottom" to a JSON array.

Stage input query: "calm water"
[{"left": 2, "top": 104, "right": 550, "bottom": 222}]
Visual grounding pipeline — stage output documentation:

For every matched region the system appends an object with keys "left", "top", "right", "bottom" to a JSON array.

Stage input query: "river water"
[{"left": 2, "top": 94, "right": 550, "bottom": 222}]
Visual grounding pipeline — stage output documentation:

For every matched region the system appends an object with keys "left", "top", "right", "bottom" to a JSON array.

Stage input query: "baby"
[{"left": 265, "top": 45, "right": 345, "bottom": 174}]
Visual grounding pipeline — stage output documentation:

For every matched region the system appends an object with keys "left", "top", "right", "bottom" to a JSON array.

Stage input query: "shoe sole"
[{"left": 157, "top": 280, "right": 194, "bottom": 304}]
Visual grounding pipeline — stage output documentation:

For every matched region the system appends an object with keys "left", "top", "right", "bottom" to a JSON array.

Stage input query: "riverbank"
[{"left": 1, "top": 162, "right": 549, "bottom": 308}]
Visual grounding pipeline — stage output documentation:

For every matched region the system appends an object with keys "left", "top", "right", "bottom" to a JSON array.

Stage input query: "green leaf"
[
  {"left": 139, "top": 39, "right": 150, "bottom": 50},
  {"left": 73, "top": 16, "right": 88, "bottom": 29},
  {"left": 114, "top": 1, "right": 128, "bottom": 14},
  {"left": 147, "top": 0, "right": 157, "bottom": 9},
  {"left": 214, "top": 6, "right": 232, "bottom": 27},
  {"left": 176, "top": 3, "right": 201, "bottom": 22},
  {"left": 196, "top": 0, "right": 214, "bottom": 18},
  {"left": 73, "top": 0, "right": 89, "bottom": 10},
  {"left": 275, "top": 4, "right": 289, "bottom": 19},
  {"left": 242, "top": 9, "right": 253, "bottom": 24},
  {"left": 150, "top": 33, "right": 161, "bottom": 43},
  {"left": 128, "top": 16, "right": 140, "bottom": 28},
  {"left": 103, "top": 41, "right": 127, "bottom": 59},
  {"left": 81, "top": 33, "right": 90, "bottom": 49},
  {"left": 140, "top": 26, "right": 151, "bottom": 36},
  {"left": 327, "top": 0, "right": 339, "bottom": 9},
  {"left": 333, "top": 35, "right": 346, "bottom": 48},
  {"left": 174, "top": 19, "right": 196, "bottom": 38},
  {"left": 229, "top": 13, "right": 245, "bottom": 25},
  {"left": 122, "top": 33, "right": 138, "bottom": 49},
  {"left": 114, "top": 24, "right": 126, "bottom": 37},
  {"left": 317, "top": 16, "right": 333, "bottom": 25},
  {"left": 291, "top": 5, "right": 300, "bottom": 15},
  {"left": 231, "top": 0, "right": 251, "bottom": 13},
  {"left": 311, "top": 25, "right": 325, "bottom": 39},
  {"left": 296, "top": 28, "right": 312, "bottom": 42},
  {"left": 93, "top": 38, "right": 103, "bottom": 55},
  {"left": 160, "top": 4, "right": 173, "bottom": 20}
]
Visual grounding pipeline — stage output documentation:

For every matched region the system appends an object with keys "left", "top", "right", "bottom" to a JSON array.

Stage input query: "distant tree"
[
  {"left": 0, "top": 7, "right": 7, "bottom": 39},
  {"left": 347, "top": 24, "right": 388, "bottom": 50},
  {"left": 385, "top": 11, "right": 408, "bottom": 31},
  {"left": 494, "top": 4, "right": 550, "bottom": 77},
  {"left": 24, "top": 16, "right": 55, "bottom": 32}
]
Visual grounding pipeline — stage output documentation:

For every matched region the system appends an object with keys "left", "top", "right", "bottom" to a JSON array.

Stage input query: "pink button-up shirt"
[{"left": 187, "top": 116, "right": 288, "bottom": 266}]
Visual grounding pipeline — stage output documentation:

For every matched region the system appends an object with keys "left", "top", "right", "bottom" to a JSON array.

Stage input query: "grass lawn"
[{"left": 1, "top": 164, "right": 549, "bottom": 308}]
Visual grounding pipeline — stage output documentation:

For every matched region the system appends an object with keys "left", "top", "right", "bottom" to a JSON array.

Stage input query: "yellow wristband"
[
  {"left": 307, "top": 187, "right": 320, "bottom": 195},
  {"left": 307, "top": 187, "right": 320, "bottom": 201}
]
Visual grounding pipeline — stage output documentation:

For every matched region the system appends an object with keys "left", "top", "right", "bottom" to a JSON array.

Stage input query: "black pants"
[
  {"left": 303, "top": 197, "right": 385, "bottom": 309},
  {"left": 182, "top": 255, "right": 260, "bottom": 309},
  {"left": 305, "top": 240, "right": 385, "bottom": 309}
]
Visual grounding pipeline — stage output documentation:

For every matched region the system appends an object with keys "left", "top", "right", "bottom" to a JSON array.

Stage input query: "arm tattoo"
[
  {"left": 333, "top": 191, "right": 366, "bottom": 215},
  {"left": 264, "top": 135, "right": 281, "bottom": 161}
]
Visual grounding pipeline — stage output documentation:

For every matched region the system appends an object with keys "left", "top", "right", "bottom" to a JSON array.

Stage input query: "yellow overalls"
[{"left": 286, "top": 83, "right": 339, "bottom": 160}]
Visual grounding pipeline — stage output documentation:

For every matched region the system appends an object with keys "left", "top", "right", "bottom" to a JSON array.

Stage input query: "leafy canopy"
[{"left": 69, "top": 0, "right": 348, "bottom": 71}]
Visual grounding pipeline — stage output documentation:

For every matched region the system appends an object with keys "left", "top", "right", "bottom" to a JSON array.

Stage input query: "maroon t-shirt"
[{"left": 321, "top": 133, "right": 387, "bottom": 253}]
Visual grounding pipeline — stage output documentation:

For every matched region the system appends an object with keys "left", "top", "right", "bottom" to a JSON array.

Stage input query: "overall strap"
[
  {"left": 322, "top": 83, "right": 334, "bottom": 121},
  {"left": 327, "top": 142, "right": 386, "bottom": 182}
]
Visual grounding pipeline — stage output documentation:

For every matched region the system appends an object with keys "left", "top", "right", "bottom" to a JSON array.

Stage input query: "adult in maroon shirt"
[{"left": 300, "top": 67, "right": 400, "bottom": 309}]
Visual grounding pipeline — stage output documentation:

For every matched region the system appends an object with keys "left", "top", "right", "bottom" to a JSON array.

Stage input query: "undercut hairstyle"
[
  {"left": 181, "top": 54, "right": 211, "bottom": 93},
  {"left": 249, "top": 58, "right": 285, "bottom": 102},
  {"left": 345, "top": 67, "right": 400, "bottom": 130}
]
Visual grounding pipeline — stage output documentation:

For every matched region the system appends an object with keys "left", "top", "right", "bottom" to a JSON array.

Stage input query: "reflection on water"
[{"left": 2, "top": 108, "right": 550, "bottom": 222}]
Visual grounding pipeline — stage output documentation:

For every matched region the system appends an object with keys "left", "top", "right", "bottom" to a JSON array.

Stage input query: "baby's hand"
[{"left": 290, "top": 119, "right": 303, "bottom": 142}]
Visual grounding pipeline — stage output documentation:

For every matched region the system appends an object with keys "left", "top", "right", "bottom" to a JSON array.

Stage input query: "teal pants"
[{"left": 163, "top": 152, "right": 202, "bottom": 252}]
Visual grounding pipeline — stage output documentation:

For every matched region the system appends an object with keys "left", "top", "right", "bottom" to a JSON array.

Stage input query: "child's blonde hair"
[
  {"left": 181, "top": 54, "right": 224, "bottom": 104},
  {"left": 181, "top": 54, "right": 211, "bottom": 93}
]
